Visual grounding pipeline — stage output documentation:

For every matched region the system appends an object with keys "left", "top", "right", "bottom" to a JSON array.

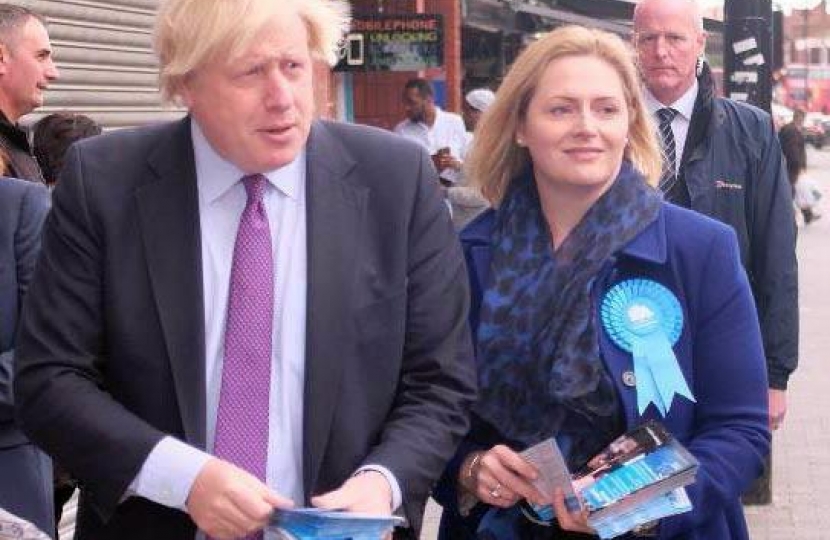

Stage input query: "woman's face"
[{"left": 517, "top": 54, "right": 630, "bottom": 195}]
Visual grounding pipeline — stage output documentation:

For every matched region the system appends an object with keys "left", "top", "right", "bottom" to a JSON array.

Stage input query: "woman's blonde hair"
[
  {"left": 467, "top": 25, "right": 662, "bottom": 204},
  {"left": 154, "top": 0, "right": 351, "bottom": 102}
]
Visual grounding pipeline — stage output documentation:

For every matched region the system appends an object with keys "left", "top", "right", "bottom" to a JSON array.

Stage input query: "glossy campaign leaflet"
[{"left": 269, "top": 508, "right": 404, "bottom": 539}]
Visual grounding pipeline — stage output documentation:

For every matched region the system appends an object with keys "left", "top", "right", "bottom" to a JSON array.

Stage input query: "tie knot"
[
  {"left": 242, "top": 174, "right": 267, "bottom": 205},
  {"left": 657, "top": 107, "right": 678, "bottom": 125}
]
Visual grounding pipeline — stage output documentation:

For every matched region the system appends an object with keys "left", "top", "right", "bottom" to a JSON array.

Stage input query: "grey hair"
[{"left": 0, "top": 4, "right": 46, "bottom": 44}]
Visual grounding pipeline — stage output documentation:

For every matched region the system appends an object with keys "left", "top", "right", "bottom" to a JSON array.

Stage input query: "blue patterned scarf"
[{"left": 474, "top": 161, "right": 662, "bottom": 465}]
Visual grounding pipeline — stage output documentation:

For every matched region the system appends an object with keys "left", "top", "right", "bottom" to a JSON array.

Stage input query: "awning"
[{"left": 512, "top": 2, "right": 632, "bottom": 35}]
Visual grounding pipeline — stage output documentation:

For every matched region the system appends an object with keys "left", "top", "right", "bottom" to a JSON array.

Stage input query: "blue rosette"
[{"left": 601, "top": 279, "right": 695, "bottom": 416}]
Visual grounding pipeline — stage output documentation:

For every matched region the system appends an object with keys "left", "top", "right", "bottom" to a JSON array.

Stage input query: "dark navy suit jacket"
[
  {"left": 436, "top": 203, "right": 770, "bottom": 540},
  {"left": 14, "top": 118, "right": 477, "bottom": 539}
]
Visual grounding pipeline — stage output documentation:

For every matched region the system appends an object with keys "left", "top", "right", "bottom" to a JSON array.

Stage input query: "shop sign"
[{"left": 335, "top": 14, "right": 444, "bottom": 72}]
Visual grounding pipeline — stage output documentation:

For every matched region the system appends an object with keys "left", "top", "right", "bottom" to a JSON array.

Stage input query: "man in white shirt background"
[{"left": 394, "top": 78, "right": 467, "bottom": 187}]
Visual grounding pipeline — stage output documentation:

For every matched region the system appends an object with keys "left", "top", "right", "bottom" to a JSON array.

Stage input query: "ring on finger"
[{"left": 489, "top": 482, "right": 502, "bottom": 499}]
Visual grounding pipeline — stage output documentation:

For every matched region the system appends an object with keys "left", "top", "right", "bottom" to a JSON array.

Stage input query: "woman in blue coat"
[{"left": 433, "top": 26, "right": 769, "bottom": 539}]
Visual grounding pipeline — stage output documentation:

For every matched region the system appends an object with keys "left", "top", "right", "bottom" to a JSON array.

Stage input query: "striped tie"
[{"left": 657, "top": 107, "right": 678, "bottom": 193}]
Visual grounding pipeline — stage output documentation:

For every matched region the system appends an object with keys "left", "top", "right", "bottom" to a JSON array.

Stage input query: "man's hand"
[
  {"left": 186, "top": 458, "right": 293, "bottom": 540},
  {"left": 769, "top": 388, "right": 788, "bottom": 431},
  {"left": 438, "top": 155, "right": 462, "bottom": 172},
  {"left": 311, "top": 470, "right": 393, "bottom": 515}
]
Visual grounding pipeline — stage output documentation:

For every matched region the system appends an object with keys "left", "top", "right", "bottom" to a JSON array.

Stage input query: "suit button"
[{"left": 622, "top": 370, "right": 636, "bottom": 387}]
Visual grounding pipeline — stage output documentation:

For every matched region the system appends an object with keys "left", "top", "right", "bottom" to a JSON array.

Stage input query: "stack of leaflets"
[
  {"left": 520, "top": 420, "right": 699, "bottom": 539},
  {"left": 268, "top": 508, "right": 403, "bottom": 539}
]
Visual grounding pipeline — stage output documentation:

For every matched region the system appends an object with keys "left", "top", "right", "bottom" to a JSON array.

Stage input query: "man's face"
[
  {"left": 402, "top": 87, "right": 430, "bottom": 123},
  {"left": 633, "top": 0, "right": 705, "bottom": 105},
  {"left": 180, "top": 12, "right": 314, "bottom": 173},
  {"left": 0, "top": 17, "right": 59, "bottom": 121},
  {"left": 462, "top": 103, "right": 483, "bottom": 131}
]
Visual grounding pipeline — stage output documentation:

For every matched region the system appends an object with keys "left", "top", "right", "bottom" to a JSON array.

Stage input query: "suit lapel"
[
  {"left": 302, "top": 122, "right": 366, "bottom": 496},
  {"left": 136, "top": 118, "right": 207, "bottom": 448}
]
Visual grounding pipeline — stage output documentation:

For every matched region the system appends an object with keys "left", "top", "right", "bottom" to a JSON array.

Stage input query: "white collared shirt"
[
  {"left": 394, "top": 106, "right": 467, "bottom": 184},
  {"left": 644, "top": 81, "right": 699, "bottom": 175}
]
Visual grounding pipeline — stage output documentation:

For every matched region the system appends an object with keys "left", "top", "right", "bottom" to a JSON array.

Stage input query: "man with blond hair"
[
  {"left": 13, "top": 0, "right": 477, "bottom": 539},
  {"left": 633, "top": 0, "right": 798, "bottom": 432}
]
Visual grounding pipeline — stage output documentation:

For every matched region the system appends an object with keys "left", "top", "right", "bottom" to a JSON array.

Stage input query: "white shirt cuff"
[
  {"left": 127, "top": 436, "right": 212, "bottom": 510},
  {"left": 355, "top": 464, "right": 402, "bottom": 512}
]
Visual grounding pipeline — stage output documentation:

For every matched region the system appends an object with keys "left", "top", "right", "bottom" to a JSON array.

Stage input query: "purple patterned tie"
[{"left": 213, "top": 174, "right": 273, "bottom": 539}]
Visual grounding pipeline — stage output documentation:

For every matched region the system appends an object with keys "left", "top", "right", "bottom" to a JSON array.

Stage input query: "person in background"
[
  {"left": 778, "top": 109, "right": 820, "bottom": 224},
  {"left": 0, "top": 5, "right": 59, "bottom": 182},
  {"left": 462, "top": 88, "right": 495, "bottom": 137},
  {"left": 633, "top": 0, "right": 798, "bottom": 432},
  {"left": 394, "top": 77, "right": 467, "bottom": 186},
  {"left": 13, "top": 0, "right": 477, "bottom": 538},
  {"left": 33, "top": 112, "right": 102, "bottom": 188},
  {"left": 0, "top": 172, "right": 52, "bottom": 537},
  {"left": 448, "top": 88, "right": 496, "bottom": 229},
  {"left": 433, "top": 25, "right": 769, "bottom": 539}
]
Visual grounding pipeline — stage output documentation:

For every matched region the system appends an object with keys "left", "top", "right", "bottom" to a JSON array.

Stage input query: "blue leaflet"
[{"left": 268, "top": 508, "right": 403, "bottom": 539}]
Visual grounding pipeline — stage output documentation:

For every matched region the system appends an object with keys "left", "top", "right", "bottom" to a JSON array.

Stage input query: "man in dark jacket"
[
  {"left": 779, "top": 108, "right": 807, "bottom": 188},
  {"left": 0, "top": 5, "right": 59, "bottom": 182},
  {"left": 778, "top": 109, "right": 819, "bottom": 224},
  {"left": 634, "top": 0, "right": 798, "bottom": 431}
]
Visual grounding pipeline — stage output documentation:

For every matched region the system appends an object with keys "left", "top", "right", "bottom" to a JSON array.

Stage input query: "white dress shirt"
[
  {"left": 394, "top": 106, "right": 467, "bottom": 184},
  {"left": 127, "top": 122, "right": 402, "bottom": 537},
  {"left": 644, "top": 81, "right": 699, "bottom": 175}
]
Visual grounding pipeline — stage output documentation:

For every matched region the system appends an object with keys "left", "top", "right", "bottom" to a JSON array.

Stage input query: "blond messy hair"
[
  {"left": 154, "top": 0, "right": 351, "bottom": 102},
  {"left": 467, "top": 25, "right": 662, "bottom": 205}
]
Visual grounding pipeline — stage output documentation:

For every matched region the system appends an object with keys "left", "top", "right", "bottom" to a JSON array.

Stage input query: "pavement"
[{"left": 742, "top": 149, "right": 830, "bottom": 539}]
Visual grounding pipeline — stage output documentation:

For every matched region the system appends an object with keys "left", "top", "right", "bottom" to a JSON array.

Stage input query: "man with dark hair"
[
  {"left": 394, "top": 77, "right": 466, "bottom": 186},
  {"left": 33, "top": 112, "right": 102, "bottom": 186},
  {"left": 633, "top": 0, "right": 798, "bottom": 431},
  {"left": 0, "top": 4, "right": 59, "bottom": 182},
  {"left": 778, "top": 109, "right": 806, "bottom": 188}
]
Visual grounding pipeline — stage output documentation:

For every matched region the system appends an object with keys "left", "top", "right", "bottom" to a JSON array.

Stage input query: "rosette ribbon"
[{"left": 601, "top": 279, "right": 695, "bottom": 416}]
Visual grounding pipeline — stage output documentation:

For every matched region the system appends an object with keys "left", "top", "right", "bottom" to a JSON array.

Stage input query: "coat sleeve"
[
  {"left": 748, "top": 116, "right": 799, "bottom": 389},
  {"left": 0, "top": 184, "right": 49, "bottom": 422},
  {"left": 660, "top": 227, "right": 770, "bottom": 537}
]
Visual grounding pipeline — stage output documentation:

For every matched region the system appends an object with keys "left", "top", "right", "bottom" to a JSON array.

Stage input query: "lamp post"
[{"left": 724, "top": 0, "right": 773, "bottom": 112}]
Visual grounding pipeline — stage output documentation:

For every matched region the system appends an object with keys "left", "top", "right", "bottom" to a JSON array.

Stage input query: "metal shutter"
[{"left": 19, "top": 0, "right": 184, "bottom": 129}]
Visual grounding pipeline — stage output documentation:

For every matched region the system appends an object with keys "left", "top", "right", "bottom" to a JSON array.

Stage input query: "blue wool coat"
[{"left": 435, "top": 203, "right": 770, "bottom": 540}]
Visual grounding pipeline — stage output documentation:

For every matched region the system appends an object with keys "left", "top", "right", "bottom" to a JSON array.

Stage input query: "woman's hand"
[
  {"left": 458, "top": 445, "right": 547, "bottom": 509},
  {"left": 550, "top": 487, "right": 595, "bottom": 534}
]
